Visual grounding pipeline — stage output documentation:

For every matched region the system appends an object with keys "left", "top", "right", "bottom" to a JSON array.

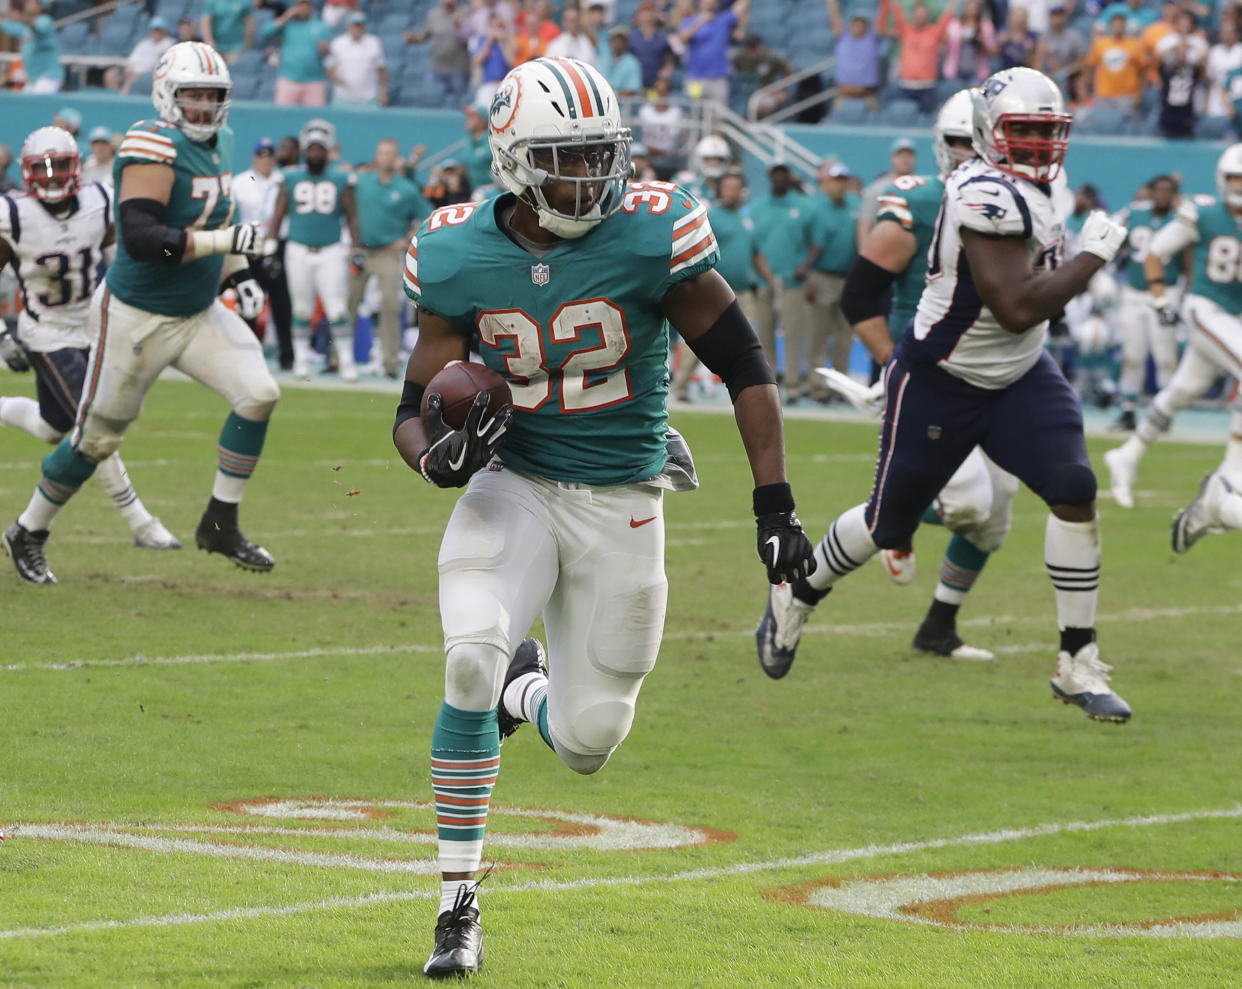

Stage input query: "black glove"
[
  {"left": 0, "top": 328, "right": 30, "bottom": 372},
  {"left": 418, "top": 391, "right": 514, "bottom": 488},
  {"left": 350, "top": 249, "right": 367, "bottom": 274},
  {"left": 754, "top": 483, "right": 817, "bottom": 584}
]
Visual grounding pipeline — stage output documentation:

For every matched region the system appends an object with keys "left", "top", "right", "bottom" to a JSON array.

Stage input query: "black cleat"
[
  {"left": 424, "top": 883, "right": 484, "bottom": 979},
  {"left": 912, "top": 624, "right": 994, "bottom": 661},
  {"left": 195, "top": 514, "right": 275, "bottom": 572},
  {"left": 4, "top": 522, "right": 57, "bottom": 584},
  {"left": 497, "top": 638, "right": 547, "bottom": 741},
  {"left": 1109, "top": 409, "right": 1137, "bottom": 432}
]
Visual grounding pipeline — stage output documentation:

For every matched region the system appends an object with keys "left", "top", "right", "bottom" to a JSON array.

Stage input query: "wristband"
[
  {"left": 753, "top": 482, "right": 795, "bottom": 516},
  {"left": 190, "top": 228, "right": 234, "bottom": 257}
]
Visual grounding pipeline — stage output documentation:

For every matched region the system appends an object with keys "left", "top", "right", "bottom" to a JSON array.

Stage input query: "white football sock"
[
  {"left": 0, "top": 396, "right": 61, "bottom": 443},
  {"left": 502, "top": 671, "right": 547, "bottom": 725},
  {"left": 93, "top": 455, "right": 153, "bottom": 527},
  {"left": 1220, "top": 410, "right": 1242, "bottom": 482},
  {"left": 439, "top": 879, "right": 477, "bottom": 917},
  {"left": 18, "top": 487, "right": 60, "bottom": 533},
  {"left": 804, "top": 503, "right": 878, "bottom": 592},
  {"left": 1045, "top": 513, "right": 1100, "bottom": 631}
]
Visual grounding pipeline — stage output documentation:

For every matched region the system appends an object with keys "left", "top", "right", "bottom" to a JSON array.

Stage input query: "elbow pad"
[
  {"left": 684, "top": 300, "right": 776, "bottom": 403},
  {"left": 840, "top": 255, "right": 898, "bottom": 326},
  {"left": 119, "top": 198, "right": 187, "bottom": 263}
]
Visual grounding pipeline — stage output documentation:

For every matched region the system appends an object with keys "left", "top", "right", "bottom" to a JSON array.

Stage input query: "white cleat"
[
  {"left": 755, "top": 581, "right": 817, "bottom": 679},
  {"left": 132, "top": 516, "right": 182, "bottom": 550},
  {"left": 1050, "top": 642, "right": 1131, "bottom": 723},
  {"left": 1171, "top": 471, "right": 1230, "bottom": 554},
  {"left": 291, "top": 356, "right": 310, "bottom": 379},
  {"left": 339, "top": 361, "right": 359, "bottom": 383},
  {"left": 1103, "top": 447, "right": 1136, "bottom": 509},
  {"left": 880, "top": 548, "right": 917, "bottom": 585}
]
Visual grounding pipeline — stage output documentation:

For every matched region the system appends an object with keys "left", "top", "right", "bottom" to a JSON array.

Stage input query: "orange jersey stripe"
[{"left": 670, "top": 232, "right": 717, "bottom": 267}]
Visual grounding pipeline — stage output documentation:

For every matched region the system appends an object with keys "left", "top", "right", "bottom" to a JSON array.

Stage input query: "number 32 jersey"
[
  {"left": 404, "top": 184, "right": 719, "bottom": 486},
  {"left": 0, "top": 182, "right": 111, "bottom": 352},
  {"left": 909, "top": 157, "right": 1065, "bottom": 390}
]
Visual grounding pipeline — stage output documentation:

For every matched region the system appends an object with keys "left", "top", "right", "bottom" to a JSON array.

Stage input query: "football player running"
[
  {"left": 268, "top": 118, "right": 364, "bottom": 382},
  {"left": 0, "top": 126, "right": 180, "bottom": 558},
  {"left": 757, "top": 67, "right": 1134, "bottom": 723},
  {"left": 393, "top": 57, "right": 815, "bottom": 978},
  {"left": 833, "top": 88, "right": 1010, "bottom": 660},
  {"left": 3, "top": 42, "right": 278, "bottom": 585},
  {"left": 1104, "top": 144, "right": 1242, "bottom": 550},
  {"left": 1109, "top": 175, "right": 1185, "bottom": 432}
]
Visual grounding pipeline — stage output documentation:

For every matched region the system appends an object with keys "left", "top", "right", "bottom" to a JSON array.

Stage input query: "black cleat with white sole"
[
  {"left": 497, "top": 637, "right": 547, "bottom": 741},
  {"left": 3, "top": 521, "right": 57, "bottom": 584},
  {"left": 424, "top": 883, "right": 484, "bottom": 979},
  {"left": 195, "top": 499, "right": 274, "bottom": 572}
]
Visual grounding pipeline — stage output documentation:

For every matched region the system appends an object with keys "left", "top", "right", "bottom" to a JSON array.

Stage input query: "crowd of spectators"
[{"left": 5, "top": 0, "right": 1242, "bottom": 140}]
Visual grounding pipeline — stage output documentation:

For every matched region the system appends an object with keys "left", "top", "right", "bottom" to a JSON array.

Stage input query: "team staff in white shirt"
[
  {"left": 234, "top": 137, "right": 293, "bottom": 370},
  {"left": 327, "top": 11, "right": 388, "bottom": 108}
]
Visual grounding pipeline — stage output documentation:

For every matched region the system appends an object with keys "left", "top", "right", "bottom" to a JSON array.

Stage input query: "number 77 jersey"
[{"left": 404, "top": 183, "right": 719, "bottom": 486}]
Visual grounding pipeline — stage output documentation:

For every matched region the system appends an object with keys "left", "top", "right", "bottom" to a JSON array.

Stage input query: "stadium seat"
[
  {"left": 878, "top": 98, "right": 920, "bottom": 127},
  {"left": 232, "top": 49, "right": 264, "bottom": 75},
  {"left": 129, "top": 72, "right": 154, "bottom": 97},
  {"left": 59, "top": 22, "right": 91, "bottom": 54},
  {"left": 1078, "top": 104, "right": 1129, "bottom": 136},
  {"left": 1195, "top": 116, "right": 1230, "bottom": 140},
  {"left": 828, "top": 98, "right": 872, "bottom": 125}
]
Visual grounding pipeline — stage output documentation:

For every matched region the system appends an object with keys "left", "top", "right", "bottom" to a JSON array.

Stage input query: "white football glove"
[
  {"left": 1151, "top": 294, "right": 1180, "bottom": 327},
  {"left": 234, "top": 278, "right": 266, "bottom": 320},
  {"left": 1078, "top": 210, "right": 1127, "bottom": 264},
  {"left": 816, "top": 367, "right": 886, "bottom": 419}
]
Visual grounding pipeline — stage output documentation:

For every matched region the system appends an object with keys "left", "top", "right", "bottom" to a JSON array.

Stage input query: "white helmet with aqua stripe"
[
  {"left": 151, "top": 41, "right": 232, "bottom": 143},
  {"left": 487, "top": 56, "right": 632, "bottom": 239}
]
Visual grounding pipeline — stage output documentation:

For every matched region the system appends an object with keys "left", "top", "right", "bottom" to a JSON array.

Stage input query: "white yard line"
[
  {"left": 2, "top": 805, "right": 1239, "bottom": 940},
  {"left": 5, "top": 603, "right": 1242, "bottom": 674}
]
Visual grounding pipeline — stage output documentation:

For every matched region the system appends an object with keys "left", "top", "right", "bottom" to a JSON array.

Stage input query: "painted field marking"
[
  {"left": 5, "top": 602, "right": 1242, "bottom": 674},
  {"left": 3, "top": 805, "right": 1240, "bottom": 941},
  {"left": 784, "top": 868, "right": 1242, "bottom": 939}
]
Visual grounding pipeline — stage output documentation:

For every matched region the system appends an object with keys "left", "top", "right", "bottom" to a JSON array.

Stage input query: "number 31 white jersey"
[
  {"left": 909, "top": 158, "right": 1066, "bottom": 390},
  {"left": 0, "top": 182, "right": 112, "bottom": 353}
]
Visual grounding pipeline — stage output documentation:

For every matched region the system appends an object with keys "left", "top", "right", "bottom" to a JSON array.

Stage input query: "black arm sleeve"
[
  {"left": 119, "top": 198, "right": 187, "bottom": 264},
  {"left": 393, "top": 378, "right": 427, "bottom": 437},
  {"left": 840, "top": 254, "right": 899, "bottom": 326},
  {"left": 683, "top": 299, "right": 776, "bottom": 403}
]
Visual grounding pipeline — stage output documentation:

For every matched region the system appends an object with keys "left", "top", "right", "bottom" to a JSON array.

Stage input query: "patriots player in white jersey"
[
  {"left": 0, "top": 126, "right": 179, "bottom": 567},
  {"left": 757, "top": 67, "right": 1135, "bottom": 723}
]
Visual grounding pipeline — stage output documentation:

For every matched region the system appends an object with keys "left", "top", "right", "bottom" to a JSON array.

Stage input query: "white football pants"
[{"left": 285, "top": 240, "right": 349, "bottom": 324}]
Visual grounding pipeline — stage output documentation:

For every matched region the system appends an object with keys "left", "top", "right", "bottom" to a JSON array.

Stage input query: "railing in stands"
[{"left": 746, "top": 56, "right": 837, "bottom": 126}]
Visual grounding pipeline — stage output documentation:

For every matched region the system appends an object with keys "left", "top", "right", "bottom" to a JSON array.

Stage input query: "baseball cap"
[
  {"left": 149, "top": 15, "right": 168, "bottom": 31},
  {"left": 890, "top": 137, "right": 916, "bottom": 154},
  {"left": 89, "top": 125, "right": 112, "bottom": 143},
  {"left": 253, "top": 137, "right": 276, "bottom": 155},
  {"left": 609, "top": 25, "right": 629, "bottom": 38},
  {"left": 347, "top": 11, "right": 366, "bottom": 24},
  {"left": 826, "top": 163, "right": 850, "bottom": 178},
  {"left": 56, "top": 107, "right": 82, "bottom": 129}
]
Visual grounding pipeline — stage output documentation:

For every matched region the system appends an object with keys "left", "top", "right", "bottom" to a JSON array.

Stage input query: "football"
[{"left": 422, "top": 360, "right": 513, "bottom": 431}]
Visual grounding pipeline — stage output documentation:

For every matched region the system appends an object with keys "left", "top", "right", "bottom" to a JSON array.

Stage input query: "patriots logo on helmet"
[
  {"left": 968, "top": 201, "right": 1008, "bottom": 220},
  {"left": 981, "top": 77, "right": 1009, "bottom": 101}
]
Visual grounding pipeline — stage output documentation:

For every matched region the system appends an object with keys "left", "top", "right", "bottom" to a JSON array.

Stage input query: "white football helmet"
[
  {"left": 487, "top": 57, "right": 632, "bottom": 239},
  {"left": 299, "top": 117, "right": 336, "bottom": 152},
  {"left": 1215, "top": 144, "right": 1242, "bottom": 209},
  {"left": 972, "top": 67, "right": 1071, "bottom": 182},
  {"left": 691, "top": 134, "right": 731, "bottom": 180},
  {"left": 151, "top": 41, "right": 232, "bottom": 143},
  {"left": 1072, "top": 314, "right": 1112, "bottom": 356},
  {"left": 20, "top": 126, "right": 80, "bottom": 204},
  {"left": 933, "top": 88, "right": 976, "bottom": 179}
]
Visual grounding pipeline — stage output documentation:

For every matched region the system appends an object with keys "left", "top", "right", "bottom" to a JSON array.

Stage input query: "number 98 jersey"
[
  {"left": 0, "top": 181, "right": 111, "bottom": 352},
  {"left": 405, "top": 183, "right": 720, "bottom": 486},
  {"left": 106, "top": 118, "right": 236, "bottom": 317},
  {"left": 281, "top": 166, "right": 355, "bottom": 248}
]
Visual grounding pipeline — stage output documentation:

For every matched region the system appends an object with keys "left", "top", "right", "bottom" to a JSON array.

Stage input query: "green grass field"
[{"left": 1, "top": 374, "right": 1240, "bottom": 988}]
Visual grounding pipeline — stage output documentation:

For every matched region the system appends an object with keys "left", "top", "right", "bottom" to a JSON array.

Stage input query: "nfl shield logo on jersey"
[{"left": 531, "top": 263, "right": 550, "bottom": 286}]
